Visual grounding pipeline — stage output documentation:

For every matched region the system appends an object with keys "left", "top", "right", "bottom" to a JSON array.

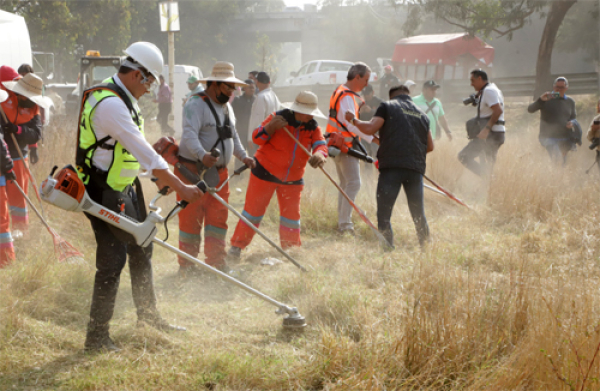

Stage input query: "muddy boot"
[
  {"left": 84, "top": 324, "right": 120, "bottom": 353},
  {"left": 137, "top": 312, "right": 186, "bottom": 332}
]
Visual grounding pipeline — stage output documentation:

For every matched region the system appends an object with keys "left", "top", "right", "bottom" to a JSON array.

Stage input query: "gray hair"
[
  {"left": 554, "top": 76, "right": 569, "bottom": 87},
  {"left": 347, "top": 62, "right": 371, "bottom": 81}
]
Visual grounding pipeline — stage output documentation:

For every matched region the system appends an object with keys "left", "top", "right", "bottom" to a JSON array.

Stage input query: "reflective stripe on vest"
[
  {"left": 325, "top": 85, "right": 361, "bottom": 148},
  {"left": 78, "top": 78, "right": 144, "bottom": 192}
]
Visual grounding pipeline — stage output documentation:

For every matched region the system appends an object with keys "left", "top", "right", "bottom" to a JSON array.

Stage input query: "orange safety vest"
[
  {"left": 325, "top": 84, "right": 361, "bottom": 149},
  {"left": 0, "top": 90, "right": 40, "bottom": 126}
]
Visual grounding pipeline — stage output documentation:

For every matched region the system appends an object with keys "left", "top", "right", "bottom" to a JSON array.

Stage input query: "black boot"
[
  {"left": 84, "top": 324, "right": 120, "bottom": 353},
  {"left": 137, "top": 313, "right": 186, "bottom": 332}
]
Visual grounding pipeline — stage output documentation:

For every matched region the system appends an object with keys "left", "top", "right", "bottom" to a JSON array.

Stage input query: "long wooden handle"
[
  {"left": 0, "top": 102, "right": 46, "bottom": 217},
  {"left": 280, "top": 126, "right": 393, "bottom": 248}
]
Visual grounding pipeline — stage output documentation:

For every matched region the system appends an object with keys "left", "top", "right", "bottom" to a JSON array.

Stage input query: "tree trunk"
[{"left": 534, "top": 0, "right": 577, "bottom": 98}]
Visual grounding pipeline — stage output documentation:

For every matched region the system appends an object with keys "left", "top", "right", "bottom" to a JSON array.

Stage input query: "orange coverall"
[{"left": 230, "top": 109, "right": 328, "bottom": 249}]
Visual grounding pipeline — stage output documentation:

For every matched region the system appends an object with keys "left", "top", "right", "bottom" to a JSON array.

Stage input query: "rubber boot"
[
  {"left": 84, "top": 323, "right": 120, "bottom": 353},
  {"left": 137, "top": 311, "right": 186, "bottom": 332}
]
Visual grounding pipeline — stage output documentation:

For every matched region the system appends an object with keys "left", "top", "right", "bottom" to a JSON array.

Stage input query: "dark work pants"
[
  {"left": 377, "top": 168, "right": 429, "bottom": 246},
  {"left": 458, "top": 131, "right": 505, "bottom": 177},
  {"left": 157, "top": 103, "right": 173, "bottom": 135},
  {"left": 86, "top": 213, "right": 158, "bottom": 333}
]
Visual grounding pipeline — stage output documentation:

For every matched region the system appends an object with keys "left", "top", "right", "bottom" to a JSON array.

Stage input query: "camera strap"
[{"left": 476, "top": 83, "right": 488, "bottom": 120}]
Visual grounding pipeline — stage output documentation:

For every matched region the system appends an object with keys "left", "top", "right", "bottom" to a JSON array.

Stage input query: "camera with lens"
[
  {"left": 589, "top": 138, "right": 600, "bottom": 150},
  {"left": 463, "top": 94, "right": 479, "bottom": 106}
]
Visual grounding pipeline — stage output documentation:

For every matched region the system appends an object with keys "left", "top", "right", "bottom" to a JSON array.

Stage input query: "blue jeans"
[
  {"left": 377, "top": 168, "right": 429, "bottom": 246},
  {"left": 540, "top": 137, "right": 573, "bottom": 166}
]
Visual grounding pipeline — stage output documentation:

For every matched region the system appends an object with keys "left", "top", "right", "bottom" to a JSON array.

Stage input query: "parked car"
[{"left": 286, "top": 60, "right": 378, "bottom": 86}]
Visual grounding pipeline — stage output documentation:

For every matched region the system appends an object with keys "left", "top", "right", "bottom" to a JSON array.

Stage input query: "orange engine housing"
[
  {"left": 152, "top": 136, "right": 180, "bottom": 166},
  {"left": 54, "top": 166, "right": 86, "bottom": 203}
]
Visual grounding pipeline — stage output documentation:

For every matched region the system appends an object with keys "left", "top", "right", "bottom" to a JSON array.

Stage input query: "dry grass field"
[{"left": 2, "top": 95, "right": 600, "bottom": 390}]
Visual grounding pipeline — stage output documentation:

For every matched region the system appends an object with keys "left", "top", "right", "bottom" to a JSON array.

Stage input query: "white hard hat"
[{"left": 123, "top": 42, "right": 164, "bottom": 80}]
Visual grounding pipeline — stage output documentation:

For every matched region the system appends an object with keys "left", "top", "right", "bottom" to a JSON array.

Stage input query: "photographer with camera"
[
  {"left": 528, "top": 77, "right": 577, "bottom": 165},
  {"left": 458, "top": 69, "right": 505, "bottom": 178},
  {"left": 585, "top": 99, "right": 600, "bottom": 172}
]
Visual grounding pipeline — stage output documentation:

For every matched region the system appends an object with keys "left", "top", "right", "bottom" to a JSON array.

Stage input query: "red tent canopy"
[{"left": 392, "top": 33, "right": 494, "bottom": 67}]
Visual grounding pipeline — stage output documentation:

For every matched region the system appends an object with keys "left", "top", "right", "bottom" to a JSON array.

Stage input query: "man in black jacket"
[{"left": 345, "top": 84, "right": 434, "bottom": 247}]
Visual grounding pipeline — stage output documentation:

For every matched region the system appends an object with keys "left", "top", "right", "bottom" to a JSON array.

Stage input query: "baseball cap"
[
  {"left": 187, "top": 75, "right": 199, "bottom": 83},
  {"left": 423, "top": 80, "right": 440, "bottom": 89}
]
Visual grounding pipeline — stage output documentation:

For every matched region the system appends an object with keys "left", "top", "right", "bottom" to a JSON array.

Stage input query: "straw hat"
[
  {"left": 0, "top": 90, "right": 7, "bottom": 103},
  {"left": 282, "top": 91, "right": 326, "bottom": 119},
  {"left": 2, "top": 73, "right": 47, "bottom": 109},
  {"left": 199, "top": 61, "right": 247, "bottom": 87}
]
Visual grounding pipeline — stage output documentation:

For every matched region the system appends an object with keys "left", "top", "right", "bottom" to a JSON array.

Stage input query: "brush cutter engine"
[
  {"left": 40, "top": 165, "right": 160, "bottom": 247},
  {"left": 39, "top": 165, "right": 308, "bottom": 330}
]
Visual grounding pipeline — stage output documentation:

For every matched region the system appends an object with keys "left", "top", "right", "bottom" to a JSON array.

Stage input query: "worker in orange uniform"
[
  {"left": 0, "top": 70, "right": 46, "bottom": 238},
  {"left": 326, "top": 62, "right": 378, "bottom": 235},
  {"left": 228, "top": 91, "right": 328, "bottom": 260},
  {"left": 0, "top": 97, "right": 16, "bottom": 267},
  {"left": 177, "top": 62, "right": 255, "bottom": 278}
]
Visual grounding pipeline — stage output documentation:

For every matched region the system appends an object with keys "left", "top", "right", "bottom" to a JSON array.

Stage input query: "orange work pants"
[
  {"left": 230, "top": 172, "right": 302, "bottom": 250},
  {"left": 176, "top": 164, "right": 229, "bottom": 269},
  {"left": 6, "top": 158, "right": 29, "bottom": 230},
  {"left": 0, "top": 183, "right": 15, "bottom": 268}
]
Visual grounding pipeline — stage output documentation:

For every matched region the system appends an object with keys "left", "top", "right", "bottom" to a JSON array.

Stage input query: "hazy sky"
[{"left": 283, "top": 0, "right": 319, "bottom": 9}]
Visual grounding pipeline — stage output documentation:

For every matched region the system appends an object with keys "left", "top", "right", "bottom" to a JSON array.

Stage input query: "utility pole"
[{"left": 159, "top": 1, "right": 179, "bottom": 131}]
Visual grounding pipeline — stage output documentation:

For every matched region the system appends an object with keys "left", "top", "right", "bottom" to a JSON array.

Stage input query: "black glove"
[
  {"left": 4, "top": 171, "right": 16, "bottom": 181},
  {"left": 1, "top": 122, "right": 18, "bottom": 136},
  {"left": 29, "top": 146, "right": 38, "bottom": 165}
]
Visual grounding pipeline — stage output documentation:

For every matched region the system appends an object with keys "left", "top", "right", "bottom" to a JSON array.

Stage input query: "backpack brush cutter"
[{"left": 39, "top": 165, "right": 307, "bottom": 330}]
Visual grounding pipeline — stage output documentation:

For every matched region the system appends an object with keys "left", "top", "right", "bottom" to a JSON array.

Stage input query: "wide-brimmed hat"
[
  {"left": 2, "top": 73, "right": 47, "bottom": 109},
  {"left": 282, "top": 91, "right": 326, "bottom": 119},
  {"left": 199, "top": 61, "right": 247, "bottom": 87},
  {"left": 0, "top": 90, "right": 7, "bottom": 103}
]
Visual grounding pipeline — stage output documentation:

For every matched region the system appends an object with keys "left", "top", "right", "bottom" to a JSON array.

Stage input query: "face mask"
[
  {"left": 19, "top": 99, "right": 36, "bottom": 108},
  {"left": 216, "top": 92, "right": 229, "bottom": 104}
]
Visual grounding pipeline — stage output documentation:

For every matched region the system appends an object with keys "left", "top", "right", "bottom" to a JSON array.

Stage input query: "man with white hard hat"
[
  {"left": 76, "top": 41, "right": 203, "bottom": 352},
  {"left": 177, "top": 61, "right": 255, "bottom": 278}
]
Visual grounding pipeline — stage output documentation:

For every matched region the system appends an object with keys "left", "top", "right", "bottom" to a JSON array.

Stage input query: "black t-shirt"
[{"left": 374, "top": 95, "right": 430, "bottom": 174}]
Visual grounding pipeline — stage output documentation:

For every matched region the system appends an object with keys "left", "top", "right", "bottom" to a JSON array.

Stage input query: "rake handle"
[
  {"left": 280, "top": 126, "right": 393, "bottom": 248},
  {"left": 0, "top": 104, "right": 46, "bottom": 217}
]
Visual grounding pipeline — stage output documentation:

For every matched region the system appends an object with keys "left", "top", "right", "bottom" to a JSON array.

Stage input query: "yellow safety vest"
[{"left": 77, "top": 78, "right": 144, "bottom": 192}]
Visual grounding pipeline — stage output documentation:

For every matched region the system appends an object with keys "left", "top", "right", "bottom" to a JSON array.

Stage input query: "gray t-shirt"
[{"left": 179, "top": 94, "right": 248, "bottom": 166}]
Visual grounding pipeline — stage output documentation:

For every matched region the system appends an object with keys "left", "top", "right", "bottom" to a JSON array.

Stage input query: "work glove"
[
  {"left": 29, "top": 146, "right": 38, "bottom": 165},
  {"left": 309, "top": 153, "right": 326, "bottom": 168},
  {"left": 4, "top": 170, "right": 16, "bottom": 182},
  {"left": 1, "top": 122, "right": 18, "bottom": 136}
]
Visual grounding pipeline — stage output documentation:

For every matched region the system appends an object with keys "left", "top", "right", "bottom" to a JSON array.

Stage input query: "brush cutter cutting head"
[{"left": 282, "top": 314, "right": 307, "bottom": 330}]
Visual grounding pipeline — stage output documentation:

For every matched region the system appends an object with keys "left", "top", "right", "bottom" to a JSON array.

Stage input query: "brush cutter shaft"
[
  {"left": 207, "top": 190, "right": 308, "bottom": 272},
  {"left": 153, "top": 238, "right": 296, "bottom": 314},
  {"left": 280, "top": 127, "right": 393, "bottom": 248}
]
